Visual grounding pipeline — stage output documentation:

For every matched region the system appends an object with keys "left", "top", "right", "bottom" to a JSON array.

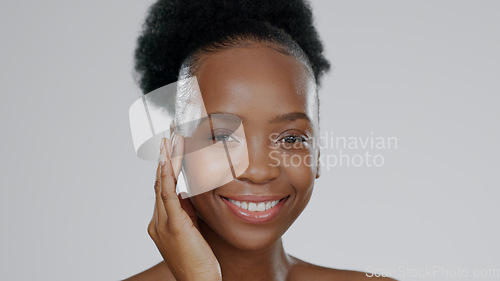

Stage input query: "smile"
[
  {"left": 227, "top": 198, "right": 280, "bottom": 211},
  {"left": 220, "top": 195, "right": 289, "bottom": 224}
]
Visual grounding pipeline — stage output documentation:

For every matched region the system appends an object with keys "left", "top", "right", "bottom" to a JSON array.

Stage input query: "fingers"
[
  {"left": 155, "top": 140, "right": 168, "bottom": 225},
  {"left": 150, "top": 136, "right": 187, "bottom": 239},
  {"left": 148, "top": 160, "right": 163, "bottom": 238},
  {"left": 160, "top": 137, "right": 183, "bottom": 218},
  {"left": 148, "top": 193, "right": 158, "bottom": 237},
  {"left": 170, "top": 134, "right": 185, "bottom": 181}
]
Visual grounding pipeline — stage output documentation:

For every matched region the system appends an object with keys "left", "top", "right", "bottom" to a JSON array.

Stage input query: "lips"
[{"left": 220, "top": 195, "right": 289, "bottom": 224}]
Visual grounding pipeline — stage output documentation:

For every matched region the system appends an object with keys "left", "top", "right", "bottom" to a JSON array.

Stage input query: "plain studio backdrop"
[{"left": 1, "top": 1, "right": 499, "bottom": 280}]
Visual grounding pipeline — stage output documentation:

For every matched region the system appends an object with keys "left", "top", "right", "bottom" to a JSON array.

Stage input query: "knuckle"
[
  {"left": 148, "top": 220, "right": 155, "bottom": 229},
  {"left": 161, "top": 192, "right": 170, "bottom": 202},
  {"left": 147, "top": 226, "right": 156, "bottom": 238},
  {"left": 167, "top": 221, "right": 184, "bottom": 236},
  {"left": 156, "top": 226, "right": 168, "bottom": 237}
]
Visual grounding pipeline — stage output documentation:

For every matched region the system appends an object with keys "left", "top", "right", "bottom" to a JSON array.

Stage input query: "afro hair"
[{"left": 134, "top": 0, "right": 331, "bottom": 94}]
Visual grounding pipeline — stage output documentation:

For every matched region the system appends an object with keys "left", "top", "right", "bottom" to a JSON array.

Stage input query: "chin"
[{"left": 218, "top": 222, "right": 287, "bottom": 251}]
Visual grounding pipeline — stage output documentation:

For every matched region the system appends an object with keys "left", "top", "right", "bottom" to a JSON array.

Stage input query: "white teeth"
[
  {"left": 256, "top": 202, "right": 266, "bottom": 211},
  {"left": 248, "top": 202, "right": 257, "bottom": 211},
  {"left": 226, "top": 198, "right": 282, "bottom": 212}
]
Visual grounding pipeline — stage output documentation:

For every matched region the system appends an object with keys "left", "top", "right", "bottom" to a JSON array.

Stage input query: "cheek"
[
  {"left": 182, "top": 148, "right": 235, "bottom": 196},
  {"left": 276, "top": 149, "right": 316, "bottom": 226},
  {"left": 189, "top": 193, "right": 215, "bottom": 222},
  {"left": 182, "top": 138, "right": 250, "bottom": 197},
  {"left": 276, "top": 148, "right": 316, "bottom": 196}
]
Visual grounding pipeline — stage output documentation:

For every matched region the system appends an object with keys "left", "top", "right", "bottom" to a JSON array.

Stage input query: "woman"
[{"left": 125, "top": 0, "right": 396, "bottom": 280}]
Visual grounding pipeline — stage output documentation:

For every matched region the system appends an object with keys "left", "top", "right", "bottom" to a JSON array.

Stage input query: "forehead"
[{"left": 194, "top": 46, "right": 315, "bottom": 119}]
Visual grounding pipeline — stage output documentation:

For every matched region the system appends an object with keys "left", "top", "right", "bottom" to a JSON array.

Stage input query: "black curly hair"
[{"left": 134, "top": 0, "right": 330, "bottom": 94}]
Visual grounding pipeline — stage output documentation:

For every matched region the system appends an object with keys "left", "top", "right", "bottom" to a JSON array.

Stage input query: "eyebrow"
[
  {"left": 193, "top": 113, "right": 242, "bottom": 129},
  {"left": 269, "top": 112, "right": 310, "bottom": 123},
  {"left": 207, "top": 111, "right": 310, "bottom": 124}
]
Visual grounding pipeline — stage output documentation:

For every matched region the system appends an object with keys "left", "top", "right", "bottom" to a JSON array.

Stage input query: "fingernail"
[{"left": 159, "top": 153, "right": 166, "bottom": 166}]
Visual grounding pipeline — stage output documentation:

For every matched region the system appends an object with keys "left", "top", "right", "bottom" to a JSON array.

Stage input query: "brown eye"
[
  {"left": 281, "top": 135, "right": 306, "bottom": 143},
  {"left": 277, "top": 132, "right": 309, "bottom": 149},
  {"left": 210, "top": 129, "right": 239, "bottom": 143}
]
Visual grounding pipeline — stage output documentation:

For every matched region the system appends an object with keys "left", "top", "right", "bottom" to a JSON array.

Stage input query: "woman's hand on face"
[{"left": 148, "top": 136, "right": 222, "bottom": 281}]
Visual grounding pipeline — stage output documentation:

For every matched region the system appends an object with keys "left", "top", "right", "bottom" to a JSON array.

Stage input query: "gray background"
[{"left": 1, "top": 1, "right": 498, "bottom": 280}]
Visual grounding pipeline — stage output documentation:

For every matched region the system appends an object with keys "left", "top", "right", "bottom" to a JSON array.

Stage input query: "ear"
[{"left": 315, "top": 149, "right": 321, "bottom": 179}]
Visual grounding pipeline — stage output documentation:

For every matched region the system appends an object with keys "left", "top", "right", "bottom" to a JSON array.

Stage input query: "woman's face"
[{"left": 184, "top": 44, "right": 319, "bottom": 251}]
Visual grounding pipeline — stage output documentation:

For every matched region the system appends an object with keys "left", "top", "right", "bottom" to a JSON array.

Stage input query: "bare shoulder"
[
  {"left": 121, "top": 261, "right": 175, "bottom": 281},
  {"left": 287, "top": 256, "right": 398, "bottom": 281}
]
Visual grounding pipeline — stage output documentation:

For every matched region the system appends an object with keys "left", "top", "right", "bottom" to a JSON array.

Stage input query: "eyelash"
[
  {"left": 276, "top": 131, "right": 310, "bottom": 149},
  {"left": 278, "top": 135, "right": 308, "bottom": 144},
  {"left": 209, "top": 130, "right": 238, "bottom": 143},
  {"left": 206, "top": 130, "right": 309, "bottom": 147}
]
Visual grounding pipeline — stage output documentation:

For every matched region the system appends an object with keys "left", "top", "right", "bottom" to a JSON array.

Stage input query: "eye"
[
  {"left": 211, "top": 129, "right": 239, "bottom": 143},
  {"left": 276, "top": 132, "right": 309, "bottom": 149},
  {"left": 280, "top": 135, "right": 306, "bottom": 143}
]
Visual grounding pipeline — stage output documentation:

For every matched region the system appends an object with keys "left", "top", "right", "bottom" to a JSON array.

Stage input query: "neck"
[{"left": 198, "top": 219, "right": 293, "bottom": 281}]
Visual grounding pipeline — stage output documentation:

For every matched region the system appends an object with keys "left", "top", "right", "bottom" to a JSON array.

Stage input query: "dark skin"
[{"left": 124, "top": 43, "right": 397, "bottom": 281}]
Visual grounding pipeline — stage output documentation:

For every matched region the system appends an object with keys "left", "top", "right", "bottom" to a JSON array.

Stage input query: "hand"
[{"left": 148, "top": 136, "right": 222, "bottom": 281}]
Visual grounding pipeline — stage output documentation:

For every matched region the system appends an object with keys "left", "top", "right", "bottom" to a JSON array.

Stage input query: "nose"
[{"left": 236, "top": 135, "right": 280, "bottom": 184}]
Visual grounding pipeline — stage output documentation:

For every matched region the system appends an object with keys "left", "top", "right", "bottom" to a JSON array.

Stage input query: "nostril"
[{"left": 236, "top": 141, "right": 281, "bottom": 184}]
